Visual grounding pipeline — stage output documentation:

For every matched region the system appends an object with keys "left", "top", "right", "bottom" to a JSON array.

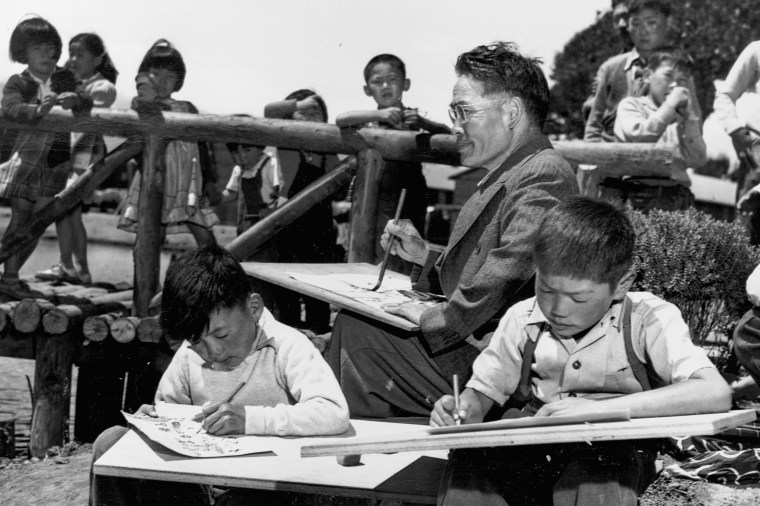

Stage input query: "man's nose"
[{"left": 451, "top": 121, "right": 464, "bottom": 135}]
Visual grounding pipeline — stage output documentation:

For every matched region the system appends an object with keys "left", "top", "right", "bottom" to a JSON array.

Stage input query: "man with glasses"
[{"left": 327, "top": 41, "right": 578, "bottom": 420}]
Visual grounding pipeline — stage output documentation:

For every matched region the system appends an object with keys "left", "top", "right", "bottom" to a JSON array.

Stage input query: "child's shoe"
[
  {"left": 0, "top": 278, "right": 44, "bottom": 299},
  {"left": 35, "top": 263, "right": 81, "bottom": 284},
  {"left": 78, "top": 271, "right": 93, "bottom": 285}
]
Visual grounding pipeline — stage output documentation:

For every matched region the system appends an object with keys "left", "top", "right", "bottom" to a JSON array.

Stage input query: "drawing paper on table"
[
  {"left": 287, "top": 272, "right": 439, "bottom": 312},
  {"left": 122, "top": 409, "right": 292, "bottom": 458},
  {"left": 427, "top": 409, "right": 631, "bottom": 435}
]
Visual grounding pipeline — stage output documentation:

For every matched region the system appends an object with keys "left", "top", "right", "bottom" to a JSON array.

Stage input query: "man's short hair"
[
  {"left": 455, "top": 41, "right": 550, "bottom": 126},
  {"left": 628, "top": 0, "right": 672, "bottom": 17},
  {"left": 160, "top": 244, "right": 253, "bottom": 345},
  {"left": 363, "top": 54, "right": 406, "bottom": 82},
  {"left": 533, "top": 197, "right": 635, "bottom": 287},
  {"left": 645, "top": 47, "right": 694, "bottom": 73}
]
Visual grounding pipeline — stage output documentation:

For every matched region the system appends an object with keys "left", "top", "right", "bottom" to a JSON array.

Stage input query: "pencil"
[
  {"left": 197, "top": 381, "right": 247, "bottom": 433},
  {"left": 453, "top": 374, "right": 461, "bottom": 426}
]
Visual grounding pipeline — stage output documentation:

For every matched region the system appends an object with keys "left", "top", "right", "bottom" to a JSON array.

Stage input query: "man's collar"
[
  {"left": 476, "top": 134, "right": 553, "bottom": 189},
  {"left": 624, "top": 49, "right": 643, "bottom": 71}
]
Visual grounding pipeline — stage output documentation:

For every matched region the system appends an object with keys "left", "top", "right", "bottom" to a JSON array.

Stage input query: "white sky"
[{"left": 1, "top": 0, "right": 611, "bottom": 124}]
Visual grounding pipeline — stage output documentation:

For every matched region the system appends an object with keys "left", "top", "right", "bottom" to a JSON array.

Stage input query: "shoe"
[
  {"left": 35, "top": 263, "right": 81, "bottom": 284},
  {"left": 78, "top": 272, "right": 93, "bottom": 285},
  {"left": 0, "top": 278, "right": 44, "bottom": 299}
]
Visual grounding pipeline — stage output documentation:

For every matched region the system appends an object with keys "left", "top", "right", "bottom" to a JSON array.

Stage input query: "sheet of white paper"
[
  {"left": 287, "top": 272, "right": 439, "bottom": 312},
  {"left": 123, "top": 409, "right": 293, "bottom": 458}
]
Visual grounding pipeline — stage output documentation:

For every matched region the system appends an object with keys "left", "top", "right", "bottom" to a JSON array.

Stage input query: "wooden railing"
[{"left": 0, "top": 107, "right": 684, "bottom": 315}]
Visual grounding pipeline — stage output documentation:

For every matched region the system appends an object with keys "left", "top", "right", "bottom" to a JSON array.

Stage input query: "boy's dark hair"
[
  {"left": 628, "top": 0, "right": 672, "bottom": 17},
  {"left": 455, "top": 41, "right": 550, "bottom": 127},
  {"left": 138, "top": 39, "right": 186, "bottom": 91},
  {"left": 69, "top": 33, "right": 119, "bottom": 84},
  {"left": 533, "top": 197, "right": 635, "bottom": 287},
  {"left": 225, "top": 114, "right": 265, "bottom": 153},
  {"left": 363, "top": 54, "right": 406, "bottom": 82},
  {"left": 9, "top": 16, "right": 62, "bottom": 63},
  {"left": 160, "top": 244, "right": 252, "bottom": 345},
  {"left": 645, "top": 47, "right": 694, "bottom": 73},
  {"left": 284, "top": 88, "right": 328, "bottom": 122}
]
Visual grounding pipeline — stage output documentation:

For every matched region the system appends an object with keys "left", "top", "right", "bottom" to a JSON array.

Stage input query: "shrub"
[{"left": 630, "top": 208, "right": 760, "bottom": 369}]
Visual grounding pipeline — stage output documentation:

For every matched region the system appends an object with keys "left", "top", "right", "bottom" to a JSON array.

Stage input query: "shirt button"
[{"left": 572, "top": 360, "right": 581, "bottom": 370}]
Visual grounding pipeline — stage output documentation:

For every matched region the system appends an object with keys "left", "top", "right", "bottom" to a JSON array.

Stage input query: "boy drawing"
[
  {"left": 89, "top": 245, "right": 349, "bottom": 505},
  {"left": 613, "top": 47, "right": 706, "bottom": 211},
  {"left": 432, "top": 197, "right": 730, "bottom": 505},
  {"left": 336, "top": 54, "right": 450, "bottom": 273}
]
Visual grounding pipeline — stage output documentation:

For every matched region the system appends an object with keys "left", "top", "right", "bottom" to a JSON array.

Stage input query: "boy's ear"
[
  {"left": 612, "top": 269, "right": 637, "bottom": 300},
  {"left": 247, "top": 293, "right": 265, "bottom": 321},
  {"left": 363, "top": 84, "right": 372, "bottom": 97},
  {"left": 403, "top": 78, "right": 411, "bottom": 92}
]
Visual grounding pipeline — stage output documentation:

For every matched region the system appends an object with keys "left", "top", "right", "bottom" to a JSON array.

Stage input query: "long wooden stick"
[{"left": 371, "top": 188, "right": 406, "bottom": 291}]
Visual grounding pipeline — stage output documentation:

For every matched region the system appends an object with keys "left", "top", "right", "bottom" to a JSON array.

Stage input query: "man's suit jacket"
[{"left": 413, "top": 134, "right": 578, "bottom": 379}]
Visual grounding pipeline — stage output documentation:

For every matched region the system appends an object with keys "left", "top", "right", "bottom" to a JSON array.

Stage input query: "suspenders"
[{"left": 511, "top": 295, "right": 662, "bottom": 413}]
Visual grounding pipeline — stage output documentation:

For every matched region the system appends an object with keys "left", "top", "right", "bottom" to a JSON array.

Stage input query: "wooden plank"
[
  {"left": 348, "top": 149, "right": 383, "bottom": 264},
  {"left": 241, "top": 262, "right": 419, "bottom": 331},
  {"left": 94, "top": 420, "right": 447, "bottom": 504},
  {"left": 301, "top": 410, "right": 757, "bottom": 458}
]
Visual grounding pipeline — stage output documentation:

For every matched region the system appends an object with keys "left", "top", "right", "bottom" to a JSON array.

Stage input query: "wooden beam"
[
  {"left": 0, "top": 108, "right": 681, "bottom": 173},
  {"left": 348, "top": 149, "right": 383, "bottom": 263},
  {"left": 227, "top": 157, "right": 355, "bottom": 260},
  {"left": 133, "top": 135, "right": 164, "bottom": 317}
]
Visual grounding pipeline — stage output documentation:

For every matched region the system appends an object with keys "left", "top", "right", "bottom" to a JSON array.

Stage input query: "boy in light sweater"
[{"left": 89, "top": 245, "right": 349, "bottom": 505}]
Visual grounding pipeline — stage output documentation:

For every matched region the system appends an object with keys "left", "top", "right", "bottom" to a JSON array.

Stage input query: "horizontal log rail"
[{"left": 0, "top": 108, "right": 681, "bottom": 174}]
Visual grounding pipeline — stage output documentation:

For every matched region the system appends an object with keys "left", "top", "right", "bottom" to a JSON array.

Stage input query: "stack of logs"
[{"left": 0, "top": 281, "right": 170, "bottom": 457}]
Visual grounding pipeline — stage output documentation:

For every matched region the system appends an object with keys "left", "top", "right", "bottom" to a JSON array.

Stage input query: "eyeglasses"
[{"left": 448, "top": 99, "right": 505, "bottom": 125}]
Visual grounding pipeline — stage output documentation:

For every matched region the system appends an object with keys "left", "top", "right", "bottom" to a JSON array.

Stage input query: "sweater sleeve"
[
  {"left": 1, "top": 75, "right": 38, "bottom": 122},
  {"left": 584, "top": 61, "right": 611, "bottom": 142},
  {"left": 715, "top": 42, "right": 760, "bottom": 134},
  {"left": 244, "top": 332, "right": 350, "bottom": 436},
  {"left": 154, "top": 344, "right": 193, "bottom": 404}
]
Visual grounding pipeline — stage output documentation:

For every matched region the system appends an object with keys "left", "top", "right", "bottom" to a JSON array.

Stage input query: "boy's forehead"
[
  {"left": 537, "top": 270, "right": 610, "bottom": 294},
  {"left": 630, "top": 7, "right": 667, "bottom": 20},
  {"left": 368, "top": 62, "right": 403, "bottom": 78}
]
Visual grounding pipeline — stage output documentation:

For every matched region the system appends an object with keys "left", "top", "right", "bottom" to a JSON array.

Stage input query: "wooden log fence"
[{"left": 0, "top": 107, "right": 683, "bottom": 454}]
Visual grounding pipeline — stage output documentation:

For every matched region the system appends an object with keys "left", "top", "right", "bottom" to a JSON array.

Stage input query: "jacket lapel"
[{"left": 442, "top": 136, "right": 553, "bottom": 258}]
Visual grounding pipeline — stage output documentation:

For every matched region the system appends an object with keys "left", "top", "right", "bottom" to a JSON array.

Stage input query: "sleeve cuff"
[{"left": 466, "top": 378, "right": 507, "bottom": 406}]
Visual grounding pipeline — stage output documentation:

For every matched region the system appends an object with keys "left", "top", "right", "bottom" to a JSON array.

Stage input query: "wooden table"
[
  {"left": 94, "top": 419, "right": 447, "bottom": 504},
  {"left": 241, "top": 262, "right": 420, "bottom": 331},
  {"left": 301, "top": 410, "right": 757, "bottom": 458}
]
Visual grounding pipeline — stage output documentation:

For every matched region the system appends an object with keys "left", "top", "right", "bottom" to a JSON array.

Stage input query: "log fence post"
[{"left": 348, "top": 149, "right": 384, "bottom": 263}]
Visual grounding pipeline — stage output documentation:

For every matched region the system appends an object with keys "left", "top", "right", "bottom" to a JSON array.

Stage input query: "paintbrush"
[{"left": 371, "top": 188, "right": 407, "bottom": 291}]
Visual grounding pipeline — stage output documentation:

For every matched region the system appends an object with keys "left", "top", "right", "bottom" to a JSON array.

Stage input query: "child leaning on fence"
[
  {"left": 613, "top": 47, "right": 707, "bottom": 212},
  {"left": 35, "top": 32, "right": 118, "bottom": 286},
  {"left": 118, "top": 39, "right": 220, "bottom": 247},
  {"left": 0, "top": 16, "right": 86, "bottom": 299},
  {"left": 432, "top": 196, "right": 731, "bottom": 506}
]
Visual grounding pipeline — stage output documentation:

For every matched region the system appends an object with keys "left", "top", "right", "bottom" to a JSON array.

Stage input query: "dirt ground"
[{"left": 3, "top": 356, "right": 760, "bottom": 505}]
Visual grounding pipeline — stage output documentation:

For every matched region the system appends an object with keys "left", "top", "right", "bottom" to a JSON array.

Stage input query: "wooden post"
[
  {"left": 133, "top": 135, "right": 164, "bottom": 317},
  {"left": 28, "top": 329, "right": 76, "bottom": 457},
  {"left": 348, "top": 149, "right": 384, "bottom": 263},
  {"left": 226, "top": 157, "right": 356, "bottom": 260}
]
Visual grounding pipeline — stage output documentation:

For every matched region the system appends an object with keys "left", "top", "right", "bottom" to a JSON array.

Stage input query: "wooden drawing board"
[
  {"left": 301, "top": 409, "right": 757, "bottom": 458},
  {"left": 241, "top": 262, "right": 421, "bottom": 331},
  {"left": 94, "top": 419, "right": 447, "bottom": 504}
]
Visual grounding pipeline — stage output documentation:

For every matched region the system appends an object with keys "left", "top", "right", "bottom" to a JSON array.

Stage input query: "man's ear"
[
  {"left": 363, "top": 84, "right": 372, "bottom": 97},
  {"left": 503, "top": 97, "right": 522, "bottom": 129},
  {"left": 612, "top": 269, "right": 637, "bottom": 300},
  {"left": 403, "top": 78, "right": 411, "bottom": 92},
  {"left": 247, "top": 293, "right": 265, "bottom": 321}
]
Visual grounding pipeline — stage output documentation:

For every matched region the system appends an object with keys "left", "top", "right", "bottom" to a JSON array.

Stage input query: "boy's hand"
[
  {"left": 197, "top": 401, "right": 245, "bottom": 435},
  {"left": 56, "top": 92, "right": 79, "bottom": 110},
  {"left": 534, "top": 396, "right": 596, "bottom": 417},
  {"left": 134, "top": 404, "right": 158, "bottom": 417},
  {"left": 377, "top": 107, "right": 404, "bottom": 128},
  {"left": 430, "top": 394, "right": 470, "bottom": 427},
  {"left": 730, "top": 127, "right": 759, "bottom": 170},
  {"left": 403, "top": 108, "right": 421, "bottom": 129},
  {"left": 665, "top": 86, "right": 690, "bottom": 114},
  {"left": 381, "top": 219, "right": 428, "bottom": 265},
  {"left": 36, "top": 94, "right": 58, "bottom": 117}
]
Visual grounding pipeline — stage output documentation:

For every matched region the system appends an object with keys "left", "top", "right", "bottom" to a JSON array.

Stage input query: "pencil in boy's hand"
[
  {"left": 453, "top": 374, "right": 461, "bottom": 426},
  {"left": 196, "top": 381, "right": 247, "bottom": 433}
]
